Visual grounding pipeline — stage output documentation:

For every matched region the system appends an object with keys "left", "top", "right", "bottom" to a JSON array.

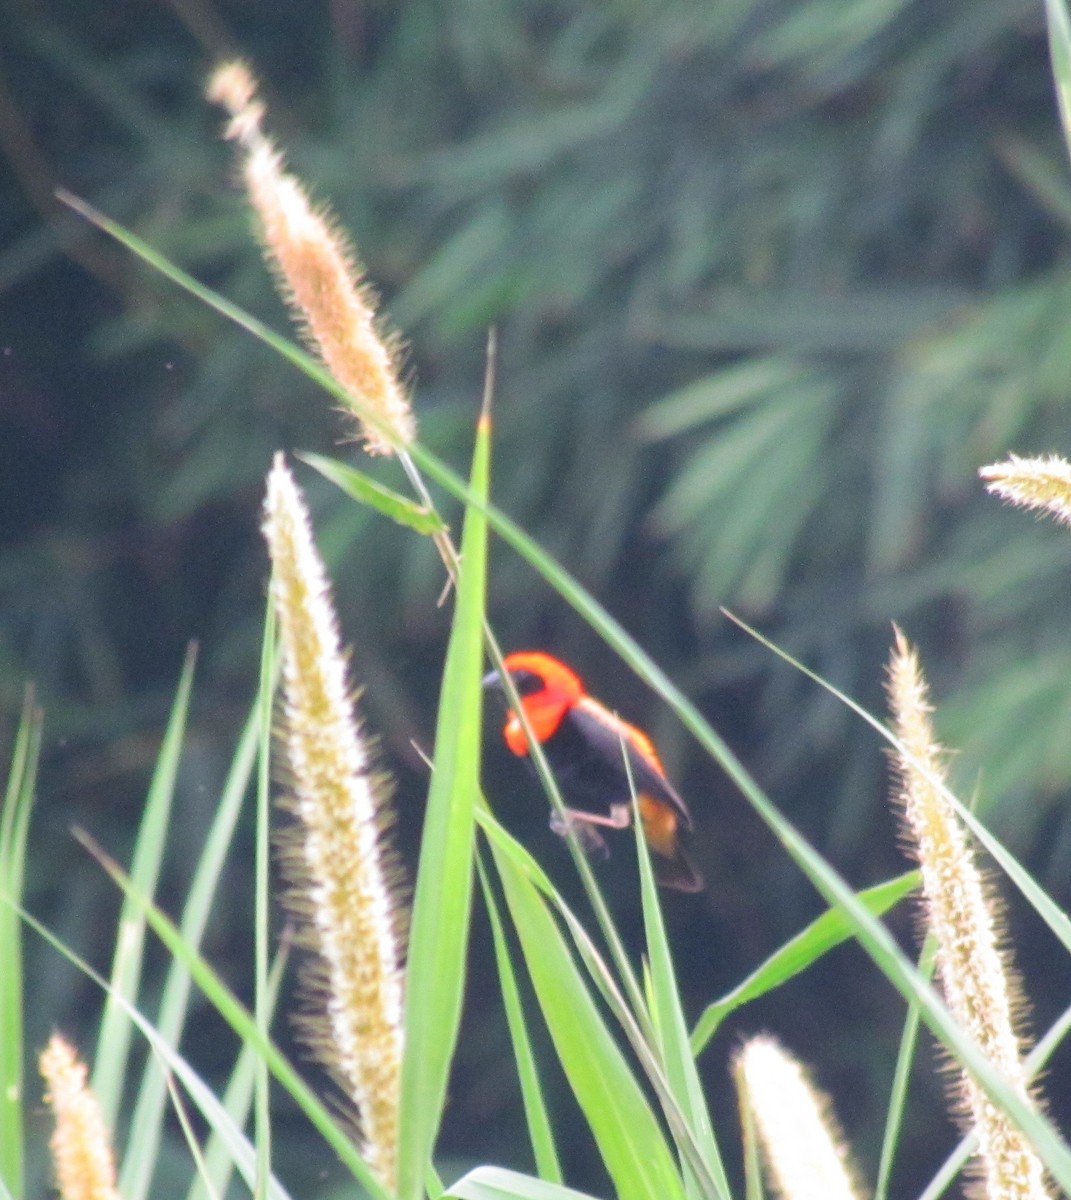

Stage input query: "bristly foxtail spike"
[
  {"left": 40, "top": 1034, "right": 121, "bottom": 1200},
  {"left": 207, "top": 61, "right": 416, "bottom": 456},
  {"left": 262, "top": 453, "right": 405, "bottom": 1192},
  {"left": 980, "top": 453, "right": 1071, "bottom": 528},
  {"left": 886, "top": 627, "right": 1053, "bottom": 1200},
  {"left": 733, "top": 1034, "right": 867, "bottom": 1200}
]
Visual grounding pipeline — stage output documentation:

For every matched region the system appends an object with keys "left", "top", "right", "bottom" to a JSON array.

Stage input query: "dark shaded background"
[{"left": 5, "top": 0, "right": 1071, "bottom": 1195}]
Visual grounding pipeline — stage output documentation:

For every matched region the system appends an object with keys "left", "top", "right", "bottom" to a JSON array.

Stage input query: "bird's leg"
[
  {"left": 553, "top": 821, "right": 609, "bottom": 859},
  {"left": 549, "top": 802, "right": 631, "bottom": 836}
]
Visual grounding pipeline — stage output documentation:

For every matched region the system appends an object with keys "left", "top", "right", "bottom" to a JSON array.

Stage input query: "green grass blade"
[
  {"left": 478, "top": 805, "right": 723, "bottom": 1200},
  {"left": 0, "top": 690, "right": 42, "bottom": 1200},
  {"left": 185, "top": 940, "right": 291, "bottom": 1200},
  {"left": 15, "top": 901, "right": 295, "bottom": 1200},
  {"left": 631, "top": 797, "right": 728, "bottom": 1200},
  {"left": 490, "top": 835, "right": 685, "bottom": 1200},
  {"left": 446, "top": 1166, "right": 602, "bottom": 1200},
  {"left": 119, "top": 696, "right": 262, "bottom": 1200},
  {"left": 300, "top": 452, "right": 445, "bottom": 534},
  {"left": 397, "top": 409, "right": 489, "bottom": 1200},
  {"left": 68, "top": 835, "right": 390, "bottom": 1200},
  {"left": 692, "top": 870, "right": 920, "bottom": 1052},
  {"left": 874, "top": 935, "right": 936, "bottom": 1200},
  {"left": 93, "top": 645, "right": 198, "bottom": 1126},
  {"left": 1046, "top": 0, "right": 1071, "bottom": 163},
  {"left": 477, "top": 856, "right": 562, "bottom": 1184},
  {"left": 254, "top": 600, "right": 278, "bottom": 1200},
  {"left": 736, "top": 1056, "right": 765, "bottom": 1200}
]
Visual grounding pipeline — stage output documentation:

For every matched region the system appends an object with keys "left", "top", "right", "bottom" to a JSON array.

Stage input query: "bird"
[{"left": 483, "top": 651, "right": 702, "bottom": 891}]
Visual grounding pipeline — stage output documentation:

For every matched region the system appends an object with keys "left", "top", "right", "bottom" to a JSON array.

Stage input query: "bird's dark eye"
[{"left": 511, "top": 669, "right": 544, "bottom": 696}]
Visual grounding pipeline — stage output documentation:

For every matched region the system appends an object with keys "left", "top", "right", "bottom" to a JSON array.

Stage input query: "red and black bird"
[{"left": 483, "top": 651, "right": 702, "bottom": 892}]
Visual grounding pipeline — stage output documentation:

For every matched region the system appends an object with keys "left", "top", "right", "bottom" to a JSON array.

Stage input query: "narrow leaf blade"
[{"left": 397, "top": 411, "right": 490, "bottom": 1199}]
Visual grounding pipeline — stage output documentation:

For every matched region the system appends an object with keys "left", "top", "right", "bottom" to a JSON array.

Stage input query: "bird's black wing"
[{"left": 556, "top": 702, "right": 692, "bottom": 830}]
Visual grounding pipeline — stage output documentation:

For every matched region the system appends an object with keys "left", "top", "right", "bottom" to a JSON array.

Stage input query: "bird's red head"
[{"left": 495, "top": 652, "right": 583, "bottom": 755}]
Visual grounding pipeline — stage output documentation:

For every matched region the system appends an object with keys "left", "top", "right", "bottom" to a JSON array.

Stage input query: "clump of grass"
[{"left": 9, "top": 49, "right": 1071, "bottom": 1200}]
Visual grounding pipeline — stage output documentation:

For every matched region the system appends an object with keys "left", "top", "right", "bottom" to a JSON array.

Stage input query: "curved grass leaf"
[
  {"left": 68, "top": 834, "right": 389, "bottom": 1200},
  {"left": 491, "top": 837, "right": 686, "bottom": 1200},
  {"left": 692, "top": 870, "right": 920, "bottom": 1053},
  {"left": 14, "top": 900, "right": 295, "bottom": 1200},
  {"left": 1046, "top": 0, "right": 1071, "bottom": 164},
  {"left": 119, "top": 697, "right": 262, "bottom": 1200},
  {"left": 631, "top": 792, "right": 728, "bottom": 1200},
  {"left": 446, "top": 1165, "right": 601, "bottom": 1200},
  {"left": 300, "top": 452, "right": 445, "bottom": 535}
]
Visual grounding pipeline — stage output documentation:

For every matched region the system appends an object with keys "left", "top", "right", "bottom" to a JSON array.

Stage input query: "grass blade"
[
  {"left": 396, "top": 406, "right": 490, "bottom": 1200},
  {"left": 631, "top": 798, "right": 728, "bottom": 1200},
  {"left": 489, "top": 832, "right": 686, "bottom": 1200},
  {"left": 15, "top": 900, "right": 294, "bottom": 1200},
  {"left": 185, "top": 939, "right": 291, "bottom": 1200},
  {"left": 300, "top": 452, "right": 445, "bottom": 534},
  {"left": 0, "top": 690, "right": 42, "bottom": 1200},
  {"left": 93, "top": 644, "right": 198, "bottom": 1126},
  {"left": 69, "top": 833, "right": 389, "bottom": 1200},
  {"left": 477, "top": 856, "right": 562, "bottom": 1184},
  {"left": 692, "top": 870, "right": 920, "bottom": 1052},
  {"left": 119, "top": 696, "right": 262, "bottom": 1200},
  {"left": 1045, "top": 0, "right": 1071, "bottom": 163},
  {"left": 874, "top": 936, "right": 936, "bottom": 1200},
  {"left": 446, "top": 1165, "right": 602, "bottom": 1200}
]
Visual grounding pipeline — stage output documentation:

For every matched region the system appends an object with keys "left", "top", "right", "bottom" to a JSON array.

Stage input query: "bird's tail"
[{"left": 654, "top": 844, "right": 704, "bottom": 892}]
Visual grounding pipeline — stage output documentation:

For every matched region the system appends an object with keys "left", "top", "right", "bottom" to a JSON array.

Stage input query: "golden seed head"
[
  {"left": 262, "top": 454, "right": 405, "bottom": 1190},
  {"left": 886, "top": 629, "right": 1052, "bottom": 1200},
  {"left": 39, "top": 1034, "right": 120, "bottom": 1200},
  {"left": 980, "top": 454, "right": 1071, "bottom": 528},
  {"left": 734, "top": 1035, "right": 867, "bottom": 1200},
  {"left": 207, "top": 61, "right": 415, "bottom": 455}
]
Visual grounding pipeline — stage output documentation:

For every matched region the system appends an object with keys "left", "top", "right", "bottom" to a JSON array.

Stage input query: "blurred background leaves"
[{"left": 5, "top": 0, "right": 1071, "bottom": 1194}]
